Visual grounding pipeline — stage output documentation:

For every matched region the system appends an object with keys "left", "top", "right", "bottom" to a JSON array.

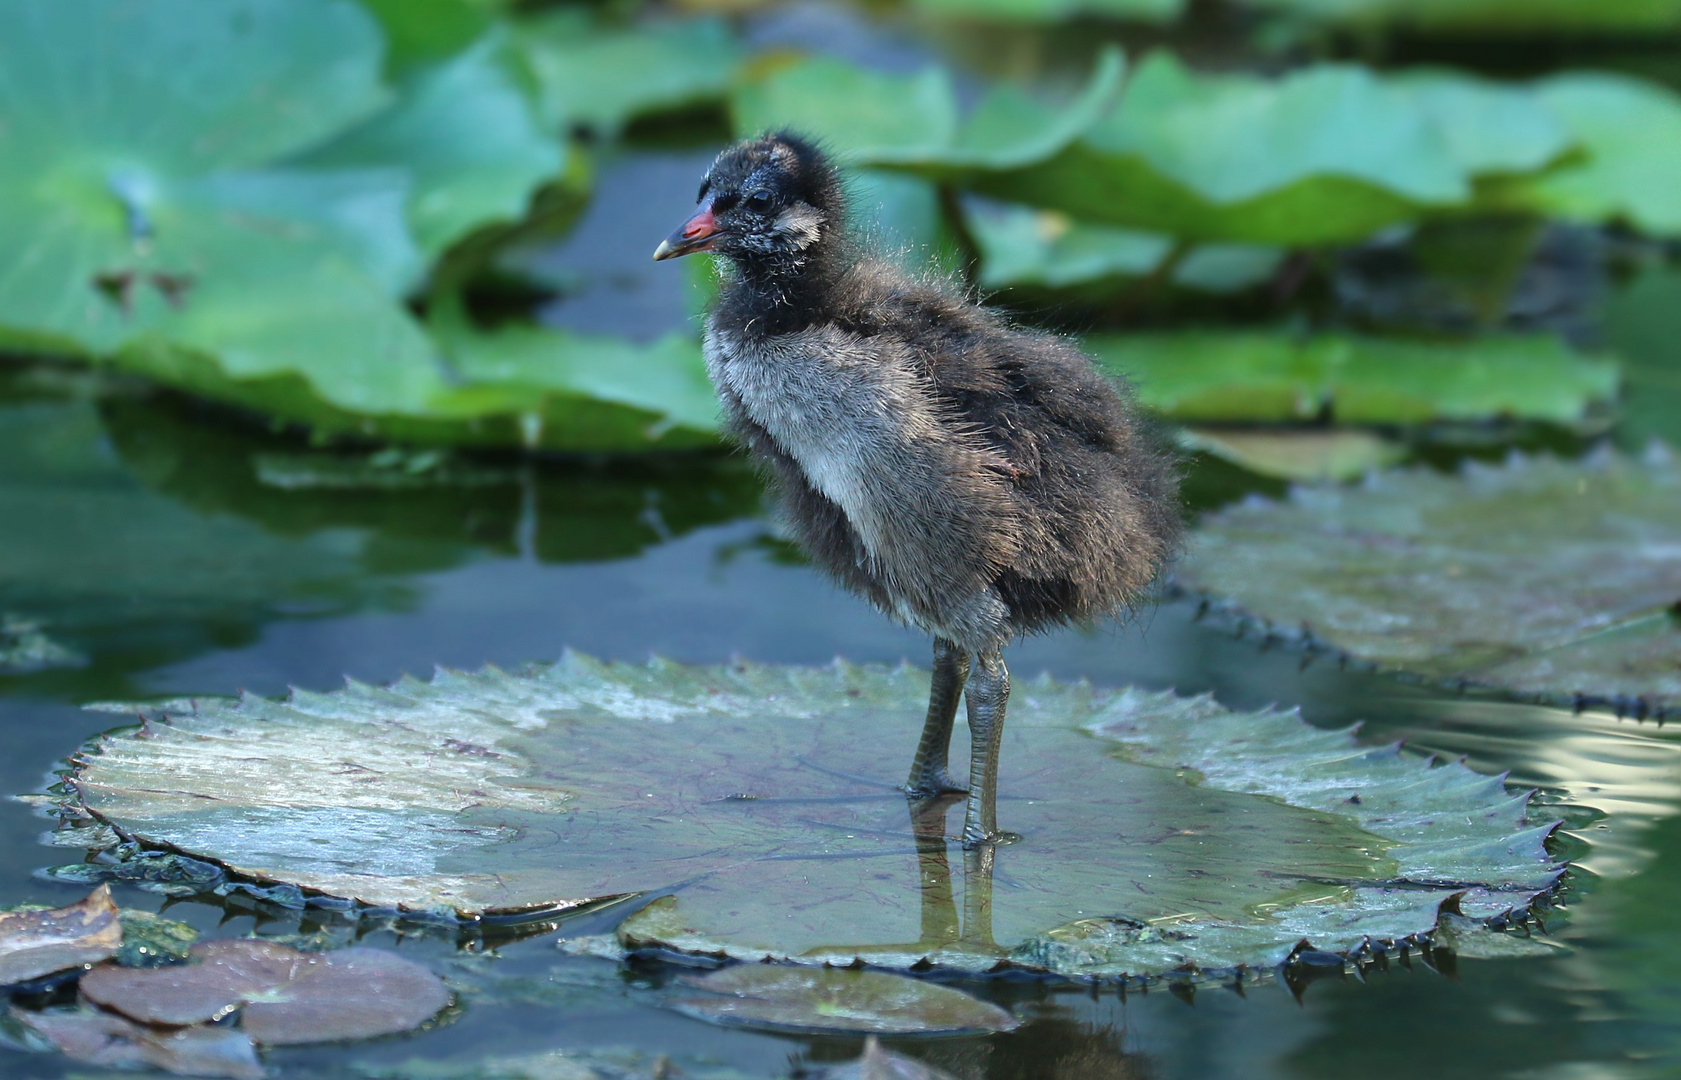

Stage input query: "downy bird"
[{"left": 654, "top": 133, "right": 1181, "bottom": 845}]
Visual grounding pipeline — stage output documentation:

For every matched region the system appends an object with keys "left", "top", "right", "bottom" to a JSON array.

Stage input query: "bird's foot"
[
  {"left": 902, "top": 770, "right": 967, "bottom": 799},
  {"left": 959, "top": 823, "right": 1021, "bottom": 849}
]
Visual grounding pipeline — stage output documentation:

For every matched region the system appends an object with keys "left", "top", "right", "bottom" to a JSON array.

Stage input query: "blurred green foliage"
[{"left": 0, "top": 0, "right": 1673, "bottom": 470}]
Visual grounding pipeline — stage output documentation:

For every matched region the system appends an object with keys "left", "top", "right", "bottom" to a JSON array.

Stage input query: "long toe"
[{"left": 904, "top": 769, "right": 968, "bottom": 798}]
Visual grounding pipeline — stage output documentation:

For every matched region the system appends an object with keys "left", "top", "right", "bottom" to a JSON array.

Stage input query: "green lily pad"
[
  {"left": 429, "top": 316, "right": 721, "bottom": 450},
  {"left": 359, "top": 0, "right": 508, "bottom": 71},
  {"left": 1178, "top": 446, "right": 1681, "bottom": 717},
  {"left": 1179, "top": 428, "right": 1407, "bottom": 482},
  {"left": 731, "top": 49, "right": 1123, "bottom": 172},
  {"left": 64, "top": 655, "right": 1557, "bottom": 977},
  {"left": 913, "top": 0, "right": 1182, "bottom": 23},
  {"left": 1087, "top": 331, "right": 1620, "bottom": 425},
  {"left": 298, "top": 32, "right": 564, "bottom": 259},
  {"left": 1242, "top": 0, "right": 1681, "bottom": 34},
  {"left": 981, "top": 53, "right": 1570, "bottom": 245},
  {"left": 0, "top": 887, "right": 121, "bottom": 986},
  {"left": 967, "top": 204, "right": 1283, "bottom": 293},
  {"left": 671, "top": 966, "right": 1019, "bottom": 1034},
  {"left": 0, "top": 0, "right": 451, "bottom": 413},
  {"left": 521, "top": 15, "right": 743, "bottom": 136},
  {"left": 1509, "top": 74, "right": 1681, "bottom": 238}
]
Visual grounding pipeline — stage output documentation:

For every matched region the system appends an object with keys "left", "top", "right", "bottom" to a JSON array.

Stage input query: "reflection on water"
[{"left": 2, "top": 263, "right": 1681, "bottom": 1079}]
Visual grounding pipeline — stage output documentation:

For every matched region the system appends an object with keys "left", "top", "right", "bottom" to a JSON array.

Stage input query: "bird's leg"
[
  {"left": 960, "top": 647, "right": 1010, "bottom": 848},
  {"left": 905, "top": 637, "right": 970, "bottom": 796}
]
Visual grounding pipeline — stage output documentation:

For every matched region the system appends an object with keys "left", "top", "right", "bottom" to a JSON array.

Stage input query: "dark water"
[{"left": 3, "top": 151, "right": 1681, "bottom": 1078}]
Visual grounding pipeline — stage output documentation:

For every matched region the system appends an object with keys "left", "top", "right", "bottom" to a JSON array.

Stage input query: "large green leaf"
[
  {"left": 521, "top": 15, "right": 743, "bottom": 136},
  {"left": 981, "top": 54, "right": 1572, "bottom": 245},
  {"left": 298, "top": 32, "right": 565, "bottom": 259},
  {"left": 64, "top": 655, "right": 1557, "bottom": 977},
  {"left": 968, "top": 204, "right": 1283, "bottom": 293},
  {"left": 912, "top": 0, "right": 1183, "bottom": 23},
  {"left": 0, "top": 0, "right": 454, "bottom": 417},
  {"left": 1179, "top": 448, "right": 1681, "bottom": 716},
  {"left": 1088, "top": 331, "right": 1620, "bottom": 424},
  {"left": 1508, "top": 74, "right": 1681, "bottom": 237},
  {"left": 1242, "top": 0, "right": 1681, "bottom": 34},
  {"left": 730, "top": 49, "right": 1124, "bottom": 171}
]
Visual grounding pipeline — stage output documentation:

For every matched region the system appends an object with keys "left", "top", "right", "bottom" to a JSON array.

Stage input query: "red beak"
[{"left": 652, "top": 203, "right": 719, "bottom": 260}]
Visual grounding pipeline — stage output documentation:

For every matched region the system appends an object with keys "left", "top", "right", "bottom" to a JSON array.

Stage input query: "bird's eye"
[{"left": 744, "top": 189, "right": 774, "bottom": 211}]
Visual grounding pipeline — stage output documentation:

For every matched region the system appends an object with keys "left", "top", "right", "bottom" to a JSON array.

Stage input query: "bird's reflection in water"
[{"left": 905, "top": 792, "right": 997, "bottom": 953}]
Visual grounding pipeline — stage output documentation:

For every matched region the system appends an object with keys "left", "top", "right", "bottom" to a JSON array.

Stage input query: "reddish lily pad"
[
  {"left": 81, "top": 940, "right": 451, "bottom": 1045},
  {"left": 0, "top": 885, "right": 121, "bottom": 986}
]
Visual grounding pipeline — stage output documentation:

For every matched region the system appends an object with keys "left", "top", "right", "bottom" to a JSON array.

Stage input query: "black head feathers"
[{"left": 652, "top": 132, "right": 850, "bottom": 293}]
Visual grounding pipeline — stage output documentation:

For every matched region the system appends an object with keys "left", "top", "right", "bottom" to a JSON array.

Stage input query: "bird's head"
[{"left": 652, "top": 132, "right": 844, "bottom": 276}]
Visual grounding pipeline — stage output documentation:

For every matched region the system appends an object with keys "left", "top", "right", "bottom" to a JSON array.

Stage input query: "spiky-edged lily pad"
[
  {"left": 1180, "top": 447, "right": 1681, "bottom": 716},
  {"left": 63, "top": 656, "right": 1557, "bottom": 977},
  {"left": 0, "top": 887, "right": 121, "bottom": 986},
  {"left": 80, "top": 940, "right": 450, "bottom": 1045},
  {"left": 1088, "top": 332, "right": 1619, "bottom": 425},
  {"left": 731, "top": 50, "right": 1123, "bottom": 172},
  {"left": 671, "top": 966, "right": 1019, "bottom": 1034}
]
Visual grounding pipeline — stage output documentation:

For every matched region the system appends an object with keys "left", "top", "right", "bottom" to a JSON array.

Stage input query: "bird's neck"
[{"left": 722, "top": 239, "right": 852, "bottom": 333}]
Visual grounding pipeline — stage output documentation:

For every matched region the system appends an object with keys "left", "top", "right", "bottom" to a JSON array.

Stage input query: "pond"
[
  {"left": 5, "top": 0, "right": 1681, "bottom": 1074},
  {"left": 1, "top": 223, "right": 1679, "bottom": 1076}
]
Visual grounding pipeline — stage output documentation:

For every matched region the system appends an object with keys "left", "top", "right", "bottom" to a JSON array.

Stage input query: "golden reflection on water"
[{"left": 1359, "top": 699, "right": 1681, "bottom": 882}]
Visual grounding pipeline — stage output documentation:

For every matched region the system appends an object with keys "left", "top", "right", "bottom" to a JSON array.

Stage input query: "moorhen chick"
[{"left": 654, "top": 133, "right": 1181, "bottom": 846}]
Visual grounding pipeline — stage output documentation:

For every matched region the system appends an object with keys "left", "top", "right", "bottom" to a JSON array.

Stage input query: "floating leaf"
[
  {"left": 522, "top": 15, "right": 743, "bottom": 135},
  {"left": 429, "top": 317, "right": 721, "bottom": 450},
  {"left": 115, "top": 911, "right": 200, "bottom": 969},
  {"left": 0, "top": 614, "right": 83, "bottom": 674},
  {"left": 81, "top": 940, "right": 450, "bottom": 1045},
  {"left": 13, "top": 1006, "right": 263, "bottom": 1080},
  {"left": 913, "top": 0, "right": 1182, "bottom": 23},
  {"left": 1179, "top": 428, "right": 1406, "bottom": 481},
  {"left": 1242, "top": 0, "right": 1681, "bottom": 35},
  {"left": 1179, "top": 447, "right": 1681, "bottom": 716},
  {"left": 65, "top": 656, "right": 1556, "bottom": 977},
  {"left": 672, "top": 966, "right": 1019, "bottom": 1034},
  {"left": 967, "top": 204, "right": 1282, "bottom": 293},
  {"left": 1087, "top": 331, "right": 1619, "bottom": 424},
  {"left": 981, "top": 53, "right": 1570, "bottom": 244},
  {"left": 1509, "top": 74, "right": 1681, "bottom": 238},
  {"left": 0, "top": 886, "right": 121, "bottom": 986},
  {"left": 731, "top": 50, "right": 1123, "bottom": 171},
  {"left": 358, "top": 0, "right": 506, "bottom": 71},
  {"left": 0, "top": 0, "right": 450, "bottom": 416},
  {"left": 298, "top": 32, "right": 565, "bottom": 258}
]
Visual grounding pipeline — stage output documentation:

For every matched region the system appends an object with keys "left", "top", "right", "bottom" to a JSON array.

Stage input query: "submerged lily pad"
[
  {"left": 1180, "top": 446, "right": 1681, "bottom": 716},
  {"left": 0, "top": 886, "right": 121, "bottom": 986},
  {"left": 672, "top": 966, "right": 1019, "bottom": 1034},
  {"left": 80, "top": 939, "right": 450, "bottom": 1045},
  {"left": 13, "top": 1006, "right": 263, "bottom": 1080},
  {"left": 64, "top": 656, "right": 1557, "bottom": 977},
  {"left": 1088, "top": 331, "right": 1619, "bottom": 425}
]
